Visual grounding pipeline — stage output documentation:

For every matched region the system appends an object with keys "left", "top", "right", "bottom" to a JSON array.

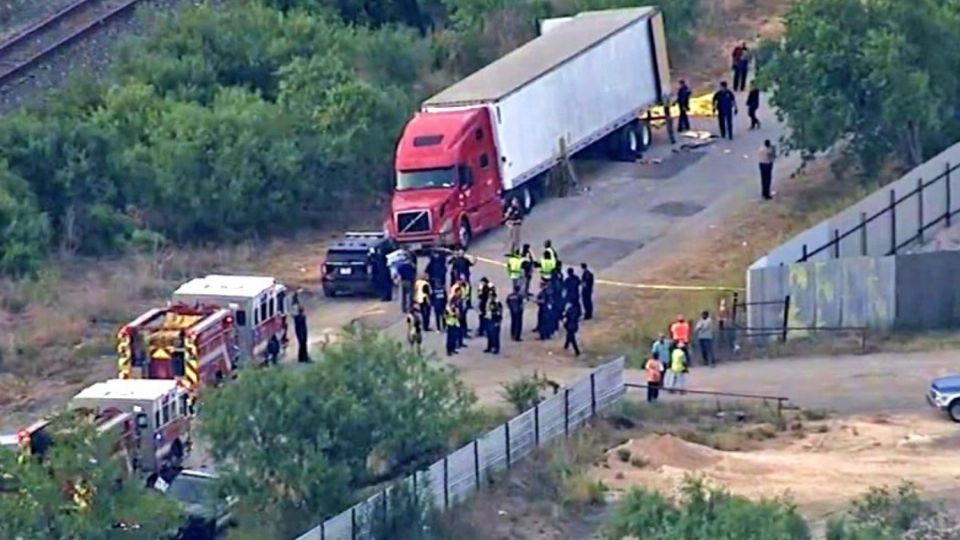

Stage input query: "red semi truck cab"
[{"left": 388, "top": 107, "right": 505, "bottom": 250}]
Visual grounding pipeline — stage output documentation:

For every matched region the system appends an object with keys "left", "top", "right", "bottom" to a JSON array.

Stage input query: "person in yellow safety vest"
[
  {"left": 506, "top": 250, "right": 523, "bottom": 292},
  {"left": 414, "top": 276, "right": 432, "bottom": 332},
  {"left": 457, "top": 277, "right": 472, "bottom": 339},
  {"left": 444, "top": 303, "right": 460, "bottom": 356},
  {"left": 539, "top": 249, "right": 557, "bottom": 287},
  {"left": 16, "top": 430, "right": 30, "bottom": 464},
  {"left": 544, "top": 239, "right": 561, "bottom": 275}
]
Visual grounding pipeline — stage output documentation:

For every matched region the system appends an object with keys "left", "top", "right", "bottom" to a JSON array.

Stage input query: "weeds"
[{"left": 500, "top": 371, "right": 553, "bottom": 414}]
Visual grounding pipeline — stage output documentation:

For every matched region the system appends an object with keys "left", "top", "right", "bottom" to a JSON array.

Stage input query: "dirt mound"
[
  {"left": 614, "top": 434, "right": 723, "bottom": 470},
  {"left": 595, "top": 414, "right": 960, "bottom": 520}
]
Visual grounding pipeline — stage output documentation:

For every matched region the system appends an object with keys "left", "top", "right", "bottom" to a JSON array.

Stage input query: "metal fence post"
[
  {"left": 504, "top": 422, "right": 511, "bottom": 468},
  {"left": 860, "top": 212, "right": 867, "bottom": 256},
  {"left": 833, "top": 229, "right": 840, "bottom": 259},
  {"left": 473, "top": 440, "right": 480, "bottom": 490},
  {"left": 889, "top": 189, "right": 897, "bottom": 255},
  {"left": 321, "top": 521, "right": 325, "bottom": 540},
  {"left": 731, "top": 291, "right": 740, "bottom": 327},
  {"left": 801, "top": 243, "right": 808, "bottom": 262},
  {"left": 442, "top": 456, "right": 449, "bottom": 510},
  {"left": 563, "top": 388, "right": 571, "bottom": 437},
  {"left": 589, "top": 372, "right": 597, "bottom": 416},
  {"left": 946, "top": 162, "right": 952, "bottom": 227},
  {"left": 351, "top": 507, "right": 357, "bottom": 540},
  {"left": 917, "top": 177, "right": 924, "bottom": 244},
  {"left": 381, "top": 490, "right": 388, "bottom": 531},
  {"left": 780, "top": 295, "right": 791, "bottom": 343},
  {"left": 533, "top": 402, "right": 540, "bottom": 447}
]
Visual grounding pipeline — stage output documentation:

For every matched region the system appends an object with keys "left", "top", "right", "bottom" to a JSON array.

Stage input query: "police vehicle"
[{"left": 321, "top": 232, "right": 398, "bottom": 298}]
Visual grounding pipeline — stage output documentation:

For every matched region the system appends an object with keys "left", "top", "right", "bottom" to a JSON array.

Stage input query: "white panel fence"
[{"left": 295, "top": 357, "right": 626, "bottom": 540}]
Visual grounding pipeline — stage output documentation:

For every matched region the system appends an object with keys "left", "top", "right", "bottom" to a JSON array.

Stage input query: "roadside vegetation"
[{"left": 0, "top": 0, "right": 700, "bottom": 278}]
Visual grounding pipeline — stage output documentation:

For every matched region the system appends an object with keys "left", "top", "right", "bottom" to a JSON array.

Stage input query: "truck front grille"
[{"left": 396, "top": 211, "right": 431, "bottom": 234}]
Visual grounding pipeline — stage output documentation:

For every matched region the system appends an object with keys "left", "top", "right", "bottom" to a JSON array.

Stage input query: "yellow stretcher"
[{"left": 645, "top": 92, "right": 717, "bottom": 128}]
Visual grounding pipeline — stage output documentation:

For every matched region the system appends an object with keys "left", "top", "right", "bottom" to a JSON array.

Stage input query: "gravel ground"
[{"left": 0, "top": 0, "right": 216, "bottom": 114}]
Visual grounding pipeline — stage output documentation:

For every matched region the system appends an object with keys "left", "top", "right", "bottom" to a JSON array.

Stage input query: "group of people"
[
  {"left": 642, "top": 308, "right": 727, "bottom": 403},
  {"left": 399, "top": 236, "right": 597, "bottom": 358},
  {"left": 674, "top": 41, "right": 778, "bottom": 201}
]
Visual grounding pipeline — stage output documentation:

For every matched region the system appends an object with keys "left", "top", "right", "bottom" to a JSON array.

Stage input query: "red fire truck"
[
  {"left": 171, "top": 275, "right": 289, "bottom": 366},
  {"left": 13, "top": 379, "right": 192, "bottom": 477},
  {"left": 117, "top": 303, "right": 238, "bottom": 395}
]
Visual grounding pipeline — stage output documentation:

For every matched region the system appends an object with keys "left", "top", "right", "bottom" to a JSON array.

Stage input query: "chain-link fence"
[{"left": 295, "top": 357, "right": 626, "bottom": 540}]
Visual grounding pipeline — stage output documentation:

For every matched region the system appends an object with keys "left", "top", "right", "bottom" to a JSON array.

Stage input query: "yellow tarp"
[{"left": 646, "top": 92, "right": 717, "bottom": 128}]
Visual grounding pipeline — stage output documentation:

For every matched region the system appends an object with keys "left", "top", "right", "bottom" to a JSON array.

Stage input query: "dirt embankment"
[{"left": 595, "top": 413, "right": 960, "bottom": 520}]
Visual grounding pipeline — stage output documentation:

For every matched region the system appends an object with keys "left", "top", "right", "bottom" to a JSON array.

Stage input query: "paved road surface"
[{"left": 288, "top": 98, "right": 801, "bottom": 397}]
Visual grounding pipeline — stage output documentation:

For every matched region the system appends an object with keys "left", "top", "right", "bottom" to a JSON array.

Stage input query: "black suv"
[{"left": 321, "top": 232, "right": 397, "bottom": 298}]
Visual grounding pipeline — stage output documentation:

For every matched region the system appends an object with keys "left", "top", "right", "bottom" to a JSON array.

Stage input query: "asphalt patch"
[
  {"left": 635, "top": 150, "right": 706, "bottom": 179},
  {"left": 558, "top": 237, "right": 644, "bottom": 271},
  {"left": 649, "top": 201, "right": 706, "bottom": 217}
]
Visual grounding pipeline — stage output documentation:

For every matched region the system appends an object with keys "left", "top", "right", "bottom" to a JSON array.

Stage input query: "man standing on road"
[
  {"left": 477, "top": 277, "right": 491, "bottom": 338},
  {"left": 562, "top": 303, "right": 581, "bottom": 356},
  {"left": 732, "top": 42, "right": 749, "bottom": 91},
  {"left": 506, "top": 249, "right": 523, "bottom": 293},
  {"left": 563, "top": 267, "right": 581, "bottom": 314},
  {"left": 506, "top": 286, "right": 524, "bottom": 342},
  {"left": 432, "top": 285, "right": 447, "bottom": 333},
  {"left": 535, "top": 286, "right": 550, "bottom": 340},
  {"left": 504, "top": 198, "right": 523, "bottom": 253},
  {"left": 694, "top": 310, "right": 715, "bottom": 367},
  {"left": 426, "top": 250, "right": 447, "bottom": 292},
  {"left": 712, "top": 81, "right": 737, "bottom": 140},
  {"left": 676, "top": 79, "right": 692, "bottom": 133},
  {"left": 397, "top": 254, "right": 416, "bottom": 313},
  {"left": 294, "top": 304, "right": 310, "bottom": 363},
  {"left": 448, "top": 249, "right": 475, "bottom": 287},
  {"left": 668, "top": 343, "right": 689, "bottom": 393},
  {"left": 484, "top": 289, "right": 503, "bottom": 354},
  {"left": 414, "top": 275, "right": 432, "bottom": 331},
  {"left": 746, "top": 82, "right": 761, "bottom": 130},
  {"left": 372, "top": 250, "right": 393, "bottom": 302},
  {"left": 580, "top": 263, "right": 594, "bottom": 320},
  {"left": 538, "top": 248, "right": 558, "bottom": 290},
  {"left": 670, "top": 315, "right": 690, "bottom": 345},
  {"left": 444, "top": 302, "right": 460, "bottom": 356},
  {"left": 520, "top": 243, "right": 535, "bottom": 298},
  {"left": 759, "top": 139, "right": 777, "bottom": 200},
  {"left": 544, "top": 240, "right": 561, "bottom": 276},
  {"left": 645, "top": 353, "right": 664, "bottom": 402},
  {"left": 651, "top": 333, "right": 670, "bottom": 365}
]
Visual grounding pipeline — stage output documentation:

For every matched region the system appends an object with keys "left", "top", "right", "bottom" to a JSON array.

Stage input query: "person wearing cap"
[
  {"left": 645, "top": 352, "right": 664, "bottom": 402},
  {"left": 668, "top": 342, "right": 688, "bottom": 393},
  {"left": 670, "top": 315, "right": 690, "bottom": 344},
  {"left": 484, "top": 288, "right": 503, "bottom": 354},
  {"left": 477, "top": 277, "right": 492, "bottom": 338}
]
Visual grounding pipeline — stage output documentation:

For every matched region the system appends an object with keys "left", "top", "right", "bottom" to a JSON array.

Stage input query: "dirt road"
[{"left": 291, "top": 100, "right": 799, "bottom": 396}]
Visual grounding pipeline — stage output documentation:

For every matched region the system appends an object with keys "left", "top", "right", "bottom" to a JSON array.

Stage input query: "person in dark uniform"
[
  {"left": 535, "top": 286, "right": 550, "bottom": 340},
  {"left": 293, "top": 304, "right": 310, "bottom": 363},
  {"left": 484, "top": 289, "right": 503, "bottom": 354},
  {"left": 712, "top": 81, "right": 737, "bottom": 140},
  {"left": 397, "top": 255, "right": 416, "bottom": 313},
  {"left": 448, "top": 249, "right": 474, "bottom": 287},
  {"left": 580, "top": 263, "right": 594, "bottom": 320},
  {"left": 676, "top": 79, "right": 692, "bottom": 132},
  {"left": 746, "top": 82, "right": 761, "bottom": 130},
  {"left": 432, "top": 286, "right": 447, "bottom": 333},
  {"left": 563, "top": 267, "right": 581, "bottom": 314},
  {"left": 520, "top": 243, "right": 535, "bottom": 299},
  {"left": 562, "top": 303, "right": 581, "bottom": 356},
  {"left": 444, "top": 303, "right": 460, "bottom": 356},
  {"left": 425, "top": 250, "right": 447, "bottom": 292},
  {"left": 266, "top": 334, "right": 281, "bottom": 366},
  {"left": 477, "top": 277, "right": 491, "bottom": 338},
  {"left": 549, "top": 281, "right": 564, "bottom": 338},
  {"left": 506, "top": 286, "right": 524, "bottom": 342},
  {"left": 372, "top": 251, "right": 392, "bottom": 301}
]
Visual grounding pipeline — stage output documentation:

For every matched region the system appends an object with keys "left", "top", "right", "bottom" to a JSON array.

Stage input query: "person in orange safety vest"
[{"left": 669, "top": 314, "right": 690, "bottom": 344}]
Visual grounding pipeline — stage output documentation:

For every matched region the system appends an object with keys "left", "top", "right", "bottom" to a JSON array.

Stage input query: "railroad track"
[{"left": 0, "top": 0, "right": 140, "bottom": 89}]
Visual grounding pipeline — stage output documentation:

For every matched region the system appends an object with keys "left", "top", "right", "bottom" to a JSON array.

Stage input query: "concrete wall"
[
  {"left": 748, "top": 252, "right": 960, "bottom": 332},
  {"left": 750, "top": 141, "right": 960, "bottom": 270}
]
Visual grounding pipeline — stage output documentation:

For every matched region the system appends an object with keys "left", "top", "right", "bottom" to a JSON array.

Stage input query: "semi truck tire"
[
  {"left": 521, "top": 186, "right": 534, "bottom": 214},
  {"left": 458, "top": 219, "right": 472, "bottom": 250},
  {"left": 637, "top": 120, "right": 652, "bottom": 154},
  {"left": 612, "top": 123, "right": 639, "bottom": 162}
]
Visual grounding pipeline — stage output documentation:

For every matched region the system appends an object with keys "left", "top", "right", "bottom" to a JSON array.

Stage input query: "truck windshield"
[{"left": 396, "top": 167, "right": 456, "bottom": 191}]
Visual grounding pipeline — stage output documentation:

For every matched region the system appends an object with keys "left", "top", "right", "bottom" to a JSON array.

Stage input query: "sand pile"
[{"left": 597, "top": 414, "right": 960, "bottom": 518}]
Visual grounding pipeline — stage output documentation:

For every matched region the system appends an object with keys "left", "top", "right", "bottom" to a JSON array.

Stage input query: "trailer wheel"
[
  {"left": 614, "top": 124, "right": 639, "bottom": 162},
  {"left": 458, "top": 219, "right": 472, "bottom": 250},
  {"left": 521, "top": 186, "right": 534, "bottom": 214},
  {"left": 637, "top": 121, "right": 652, "bottom": 154}
]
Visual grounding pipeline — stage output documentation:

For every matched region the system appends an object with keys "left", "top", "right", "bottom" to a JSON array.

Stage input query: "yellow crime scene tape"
[
  {"left": 474, "top": 255, "right": 742, "bottom": 292},
  {"left": 646, "top": 92, "right": 717, "bottom": 128}
]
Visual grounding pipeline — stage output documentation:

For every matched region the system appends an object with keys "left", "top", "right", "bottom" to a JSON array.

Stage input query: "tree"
[
  {"left": 0, "top": 163, "right": 50, "bottom": 277},
  {"left": 198, "top": 328, "right": 475, "bottom": 538},
  {"left": 758, "top": 0, "right": 960, "bottom": 172},
  {"left": 0, "top": 412, "right": 182, "bottom": 539}
]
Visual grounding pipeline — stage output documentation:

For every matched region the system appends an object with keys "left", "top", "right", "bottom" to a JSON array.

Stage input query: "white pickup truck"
[{"left": 927, "top": 375, "right": 960, "bottom": 422}]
